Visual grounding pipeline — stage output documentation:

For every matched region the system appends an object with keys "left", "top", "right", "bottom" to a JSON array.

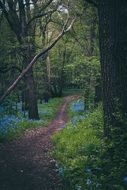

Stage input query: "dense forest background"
[
  {"left": 0, "top": 0, "right": 127, "bottom": 189},
  {"left": 0, "top": 0, "right": 100, "bottom": 118}
]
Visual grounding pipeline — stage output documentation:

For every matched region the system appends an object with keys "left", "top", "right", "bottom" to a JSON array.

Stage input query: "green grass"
[
  {"left": 52, "top": 103, "right": 127, "bottom": 190},
  {"left": 63, "top": 88, "right": 83, "bottom": 96},
  {"left": 52, "top": 106, "right": 104, "bottom": 190},
  {"left": 38, "top": 97, "right": 63, "bottom": 122}
]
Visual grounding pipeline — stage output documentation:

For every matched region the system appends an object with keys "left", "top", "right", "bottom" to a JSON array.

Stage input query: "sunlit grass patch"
[{"left": 38, "top": 97, "right": 63, "bottom": 122}]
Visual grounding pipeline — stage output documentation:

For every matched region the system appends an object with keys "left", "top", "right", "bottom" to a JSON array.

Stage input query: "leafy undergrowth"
[
  {"left": 52, "top": 106, "right": 104, "bottom": 190},
  {"left": 0, "top": 98, "right": 63, "bottom": 142},
  {"left": 52, "top": 101, "right": 127, "bottom": 190}
]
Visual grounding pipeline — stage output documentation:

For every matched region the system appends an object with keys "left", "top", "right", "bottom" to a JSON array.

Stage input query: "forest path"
[{"left": 0, "top": 95, "right": 78, "bottom": 190}]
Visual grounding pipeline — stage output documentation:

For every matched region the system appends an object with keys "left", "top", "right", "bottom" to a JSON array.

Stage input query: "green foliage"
[
  {"left": 101, "top": 123, "right": 127, "bottom": 189},
  {"left": 52, "top": 106, "right": 104, "bottom": 189},
  {"left": 52, "top": 102, "right": 127, "bottom": 189},
  {"left": 65, "top": 56, "right": 101, "bottom": 110},
  {"left": 38, "top": 98, "right": 63, "bottom": 121},
  {"left": 63, "top": 89, "right": 83, "bottom": 96}
]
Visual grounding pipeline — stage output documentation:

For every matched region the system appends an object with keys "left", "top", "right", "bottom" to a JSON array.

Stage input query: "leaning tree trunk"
[{"left": 98, "top": 1, "right": 127, "bottom": 137}]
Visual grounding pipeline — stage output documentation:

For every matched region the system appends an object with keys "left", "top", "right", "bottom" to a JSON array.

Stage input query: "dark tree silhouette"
[{"left": 86, "top": 0, "right": 127, "bottom": 137}]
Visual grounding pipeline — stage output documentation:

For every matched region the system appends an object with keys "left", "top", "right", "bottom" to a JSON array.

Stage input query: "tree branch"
[
  {"left": 41, "top": 0, "right": 54, "bottom": 11},
  {"left": 0, "top": 18, "right": 75, "bottom": 103},
  {"left": 0, "top": 0, "right": 21, "bottom": 41},
  {"left": 27, "top": 9, "right": 56, "bottom": 26}
]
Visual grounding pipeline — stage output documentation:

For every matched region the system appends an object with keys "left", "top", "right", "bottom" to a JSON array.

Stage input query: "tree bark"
[
  {"left": 98, "top": 0, "right": 127, "bottom": 137},
  {"left": 23, "top": 44, "right": 39, "bottom": 119},
  {"left": 26, "top": 68, "right": 39, "bottom": 119}
]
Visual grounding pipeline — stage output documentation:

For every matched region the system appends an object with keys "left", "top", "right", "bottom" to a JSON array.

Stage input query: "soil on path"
[{"left": 0, "top": 96, "right": 77, "bottom": 190}]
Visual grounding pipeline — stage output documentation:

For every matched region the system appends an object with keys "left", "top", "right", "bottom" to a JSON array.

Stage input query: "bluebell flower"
[
  {"left": 96, "top": 183, "right": 101, "bottom": 187},
  {"left": 0, "top": 115, "right": 20, "bottom": 135},
  {"left": 123, "top": 176, "right": 127, "bottom": 184},
  {"left": 86, "top": 179, "right": 92, "bottom": 186},
  {"left": 71, "top": 115, "right": 86, "bottom": 125},
  {"left": 71, "top": 100, "right": 84, "bottom": 112},
  {"left": 75, "top": 185, "right": 82, "bottom": 190},
  {"left": 58, "top": 167, "right": 64, "bottom": 177},
  {"left": 85, "top": 168, "right": 92, "bottom": 173}
]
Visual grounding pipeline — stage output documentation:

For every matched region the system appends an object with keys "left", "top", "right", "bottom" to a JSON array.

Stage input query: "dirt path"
[{"left": 0, "top": 96, "right": 77, "bottom": 190}]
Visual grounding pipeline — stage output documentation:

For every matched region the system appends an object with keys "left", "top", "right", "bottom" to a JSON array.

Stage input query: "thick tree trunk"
[
  {"left": 23, "top": 45, "right": 39, "bottom": 120},
  {"left": 98, "top": 1, "right": 127, "bottom": 137},
  {"left": 26, "top": 68, "right": 39, "bottom": 119}
]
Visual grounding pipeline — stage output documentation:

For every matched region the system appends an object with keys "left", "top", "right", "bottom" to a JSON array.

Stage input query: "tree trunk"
[
  {"left": 23, "top": 46, "right": 39, "bottom": 120},
  {"left": 98, "top": 1, "right": 127, "bottom": 137},
  {"left": 26, "top": 68, "right": 39, "bottom": 119}
]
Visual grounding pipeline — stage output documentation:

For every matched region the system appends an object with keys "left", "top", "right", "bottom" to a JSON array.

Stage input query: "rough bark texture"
[
  {"left": 23, "top": 46, "right": 39, "bottom": 120},
  {"left": 98, "top": 0, "right": 127, "bottom": 136},
  {"left": 26, "top": 69, "right": 39, "bottom": 119}
]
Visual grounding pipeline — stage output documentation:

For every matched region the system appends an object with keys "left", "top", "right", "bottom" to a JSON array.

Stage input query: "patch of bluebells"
[
  {"left": 86, "top": 179, "right": 92, "bottom": 186},
  {"left": 71, "top": 100, "right": 85, "bottom": 112},
  {"left": 0, "top": 115, "right": 20, "bottom": 135},
  {"left": 75, "top": 185, "right": 83, "bottom": 190},
  {"left": 0, "top": 100, "right": 56, "bottom": 138},
  {"left": 71, "top": 115, "right": 86, "bottom": 125},
  {"left": 55, "top": 162, "right": 65, "bottom": 177},
  {"left": 0, "top": 115, "right": 47, "bottom": 136},
  {"left": 57, "top": 166, "right": 65, "bottom": 177},
  {"left": 70, "top": 100, "right": 86, "bottom": 125},
  {"left": 123, "top": 176, "right": 127, "bottom": 185}
]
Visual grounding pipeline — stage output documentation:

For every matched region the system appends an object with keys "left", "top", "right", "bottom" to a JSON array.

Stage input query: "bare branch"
[
  {"left": 0, "top": 18, "right": 75, "bottom": 103},
  {"left": 27, "top": 9, "right": 56, "bottom": 26}
]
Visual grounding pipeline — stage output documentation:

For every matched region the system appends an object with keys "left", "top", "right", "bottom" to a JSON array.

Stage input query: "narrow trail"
[{"left": 0, "top": 95, "right": 77, "bottom": 190}]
